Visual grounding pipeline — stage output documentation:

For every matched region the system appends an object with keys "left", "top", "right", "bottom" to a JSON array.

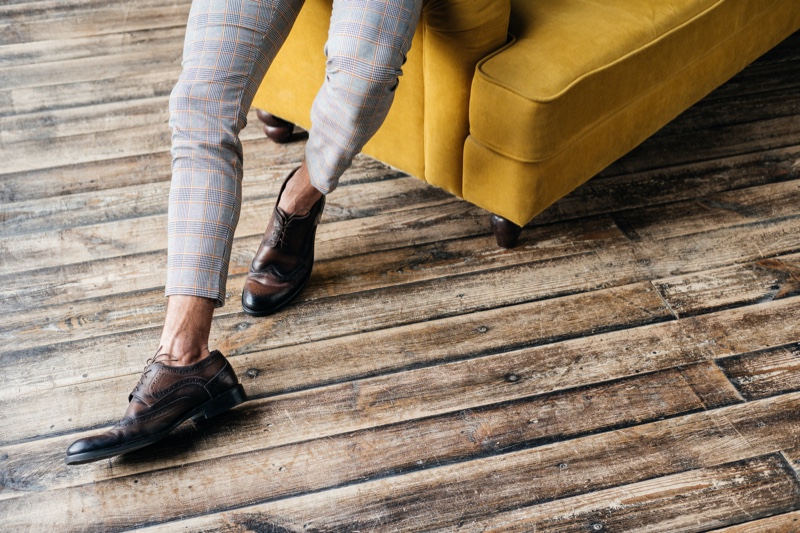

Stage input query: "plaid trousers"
[{"left": 166, "top": 0, "right": 422, "bottom": 306}]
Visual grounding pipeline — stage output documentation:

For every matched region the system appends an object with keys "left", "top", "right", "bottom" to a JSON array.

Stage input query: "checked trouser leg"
[{"left": 166, "top": 0, "right": 422, "bottom": 307}]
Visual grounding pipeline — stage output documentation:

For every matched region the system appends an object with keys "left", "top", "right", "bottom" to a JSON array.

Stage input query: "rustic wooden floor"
[{"left": 2, "top": 2, "right": 800, "bottom": 531}]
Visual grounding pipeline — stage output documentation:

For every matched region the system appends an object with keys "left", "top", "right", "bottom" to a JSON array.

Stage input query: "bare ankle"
[
  {"left": 159, "top": 295, "right": 215, "bottom": 366},
  {"left": 156, "top": 342, "right": 210, "bottom": 366},
  {"left": 278, "top": 164, "right": 323, "bottom": 215}
]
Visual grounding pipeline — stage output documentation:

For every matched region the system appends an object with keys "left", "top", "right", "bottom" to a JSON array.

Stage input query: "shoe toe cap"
[
  {"left": 242, "top": 281, "right": 295, "bottom": 315},
  {"left": 66, "top": 431, "right": 121, "bottom": 456}
]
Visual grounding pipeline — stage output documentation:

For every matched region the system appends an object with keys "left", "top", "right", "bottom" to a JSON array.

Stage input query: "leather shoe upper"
[
  {"left": 67, "top": 350, "right": 240, "bottom": 457},
  {"left": 242, "top": 169, "right": 325, "bottom": 315}
]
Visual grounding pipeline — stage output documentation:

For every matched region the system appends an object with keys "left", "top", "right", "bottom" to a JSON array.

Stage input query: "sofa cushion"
[{"left": 469, "top": 0, "right": 784, "bottom": 163}]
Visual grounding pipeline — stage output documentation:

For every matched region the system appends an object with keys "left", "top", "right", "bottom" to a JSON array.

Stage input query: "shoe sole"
[
  {"left": 64, "top": 384, "right": 247, "bottom": 466},
  {"left": 241, "top": 268, "right": 312, "bottom": 317}
]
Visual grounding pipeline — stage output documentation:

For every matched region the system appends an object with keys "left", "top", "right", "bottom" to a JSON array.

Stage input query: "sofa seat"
[{"left": 464, "top": 0, "right": 800, "bottom": 226}]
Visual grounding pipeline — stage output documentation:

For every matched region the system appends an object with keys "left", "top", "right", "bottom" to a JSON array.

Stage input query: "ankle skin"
[
  {"left": 277, "top": 162, "right": 324, "bottom": 215},
  {"left": 159, "top": 295, "right": 215, "bottom": 366}
]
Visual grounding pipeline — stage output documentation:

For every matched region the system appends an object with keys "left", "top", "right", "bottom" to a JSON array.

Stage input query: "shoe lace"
[
  {"left": 268, "top": 208, "right": 299, "bottom": 249},
  {"left": 130, "top": 347, "right": 178, "bottom": 399}
]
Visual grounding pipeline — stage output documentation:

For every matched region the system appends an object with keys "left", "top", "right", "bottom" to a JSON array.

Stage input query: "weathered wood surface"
[
  {"left": 124, "top": 396, "right": 800, "bottom": 532},
  {"left": 464, "top": 454, "right": 800, "bottom": 533},
  {"left": 718, "top": 343, "right": 800, "bottom": 400},
  {"left": 655, "top": 253, "right": 800, "bottom": 317},
  {"left": 1, "top": 1, "right": 799, "bottom": 530},
  {"left": 0, "top": 0, "right": 191, "bottom": 47},
  {"left": 5, "top": 392, "right": 799, "bottom": 530},
  {"left": 0, "top": 280, "right": 667, "bottom": 444},
  {"left": 4, "top": 233, "right": 795, "bottom": 446},
  {"left": 0, "top": 364, "right": 719, "bottom": 504},
  {"left": 708, "top": 510, "right": 800, "bottom": 533}
]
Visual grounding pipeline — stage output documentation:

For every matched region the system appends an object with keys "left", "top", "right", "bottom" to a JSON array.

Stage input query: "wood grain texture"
[
  {"left": 0, "top": 160, "right": 422, "bottom": 237},
  {"left": 718, "top": 343, "right": 800, "bottom": 400},
  {"left": 0, "top": 365, "right": 710, "bottom": 507},
  {"left": 2, "top": 1, "right": 799, "bottom": 530},
  {"left": 675, "top": 361, "right": 745, "bottom": 408},
  {"left": 124, "top": 395, "right": 800, "bottom": 532},
  {"left": 0, "top": 214, "right": 611, "bottom": 320},
  {"left": 0, "top": 219, "right": 624, "bottom": 352},
  {"left": 4, "top": 204, "right": 798, "bottom": 362},
  {"left": 0, "top": 131, "right": 307, "bottom": 202},
  {"left": 4, "top": 141, "right": 795, "bottom": 275},
  {"left": 5, "top": 141, "right": 798, "bottom": 319},
  {"left": 613, "top": 179, "right": 800, "bottom": 241},
  {"left": 707, "top": 510, "right": 800, "bottom": 533},
  {"left": 0, "top": 0, "right": 191, "bottom": 46},
  {"left": 466, "top": 454, "right": 800, "bottom": 533},
  {"left": 603, "top": 116, "right": 800, "bottom": 179},
  {"left": 655, "top": 253, "right": 800, "bottom": 318},
  {"left": 0, "top": 281, "right": 670, "bottom": 442}
]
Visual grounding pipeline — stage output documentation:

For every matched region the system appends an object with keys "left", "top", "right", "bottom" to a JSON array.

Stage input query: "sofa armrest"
[{"left": 421, "top": 0, "right": 510, "bottom": 196}]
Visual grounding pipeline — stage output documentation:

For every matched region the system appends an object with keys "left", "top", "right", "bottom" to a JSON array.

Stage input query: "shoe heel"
[{"left": 192, "top": 384, "right": 247, "bottom": 423}]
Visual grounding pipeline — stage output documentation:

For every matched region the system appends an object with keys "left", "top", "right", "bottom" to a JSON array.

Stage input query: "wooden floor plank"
[
  {"left": 4, "top": 203, "right": 798, "bottom": 359},
  {"left": 1, "top": 2, "right": 798, "bottom": 530},
  {"left": 0, "top": 0, "right": 190, "bottom": 46},
  {"left": 0, "top": 130, "right": 309, "bottom": 202},
  {"left": 0, "top": 97, "right": 172, "bottom": 145},
  {"left": 0, "top": 26, "right": 185, "bottom": 69},
  {"left": 655, "top": 253, "right": 800, "bottom": 318},
  {"left": 0, "top": 162, "right": 434, "bottom": 238},
  {"left": 0, "top": 280, "right": 667, "bottom": 445},
  {"left": 717, "top": 343, "right": 800, "bottom": 400},
  {"left": 675, "top": 361, "right": 745, "bottom": 409},
  {"left": 0, "top": 217, "right": 620, "bottom": 350},
  {"left": 3, "top": 144, "right": 796, "bottom": 317},
  {"left": 465, "top": 454, "right": 800, "bottom": 533},
  {"left": 0, "top": 101, "right": 265, "bottom": 175},
  {"left": 0, "top": 187, "right": 477, "bottom": 277},
  {"left": 5, "top": 153, "right": 797, "bottom": 277},
  {"left": 658, "top": 84, "right": 800, "bottom": 136},
  {"left": 707, "top": 510, "right": 800, "bottom": 533},
  {"left": 2, "top": 69, "right": 178, "bottom": 118},
  {"left": 0, "top": 363, "right": 713, "bottom": 503},
  {"left": 4, "top": 137, "right": 798, "bottom": 237},
  {"left": 114, "top": 394, "right": 800, "bottom": 533},
  {"left": 4, "top": 216, "right": 786, "bottom": 445},
  {"left": 613, "top": 179, "right": 800, "bottom": 241},
  {"left": 0, "top": 45, "right": 180, "bottom": 94},
  {"left": 4, "top": 213, "right": 800, "bottom": 401},
  {"left": 783, "top": 447, "right": 800, "bottom": 472},
  {"left": 0, "top": 119, "right": 172, "bottom": 175},
  {"left": 704, "top": 60, "right": 800, "bottom": 103},
  {"left": 2, "top": 292, "right": 797, "bottom": 487},
  {"left": 496, "top": 141, "right": 799, "bottom": 233},
  {"left": 2, "top": 145, "right": 796, "bottom": 322},
  {"left": 602, "top": 114, "right": 800, "bottom": 177}
]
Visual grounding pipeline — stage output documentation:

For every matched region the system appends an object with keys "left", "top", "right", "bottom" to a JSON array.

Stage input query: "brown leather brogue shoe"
[
  {"left": 65, "top": 350, "right": 246, "bottom": 465},
  {"left": 241, "top": 168, "right": 325, "bottom": 316}
]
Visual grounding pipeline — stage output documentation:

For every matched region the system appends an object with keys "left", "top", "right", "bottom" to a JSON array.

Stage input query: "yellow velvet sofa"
[{"left": 252, "top": 0, "right": 800, "bottom": 247}]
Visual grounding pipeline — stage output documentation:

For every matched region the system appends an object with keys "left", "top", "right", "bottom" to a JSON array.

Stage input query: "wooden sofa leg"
[
  {"left": 490, "top": 214, "right": 522, "bottom": 249},
  {"left": 255, "top": 109, "right": 295, "bottom": 143}
]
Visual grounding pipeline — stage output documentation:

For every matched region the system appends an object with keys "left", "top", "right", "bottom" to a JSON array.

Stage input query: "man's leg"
[
  {"left": 305, "top": 0, "right": 423, "bottom": 195},
  {"left": 164, "top": 0, "right": 305, "bottom": 358},
  {"left": 276, "top": 0, "right": 424, "bottom": 214},
  {"left": 65, "top": 0, "right": 303, "bottom": 465},
  {"left": 241, "top": 0, "right": 423, "bottom": 315}
]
